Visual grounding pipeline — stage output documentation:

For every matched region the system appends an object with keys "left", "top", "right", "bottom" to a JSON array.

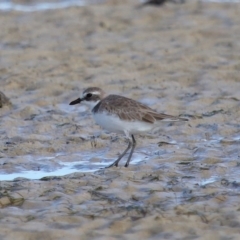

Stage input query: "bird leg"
[
  {"left": 106, "top": 139, "right": 132, "bottom": 168},
  {"left": 124, "top": 135, "right": 136, "bottom": 167}
]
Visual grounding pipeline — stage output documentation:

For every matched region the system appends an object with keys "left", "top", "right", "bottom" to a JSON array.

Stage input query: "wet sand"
[{"left": 0, "top": 0, "right": 240, "bottom": 239}]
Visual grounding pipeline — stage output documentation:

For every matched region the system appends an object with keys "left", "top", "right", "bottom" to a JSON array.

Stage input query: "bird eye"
[{"left": 86, "top": 93, "right": 92, "bottom": 98}]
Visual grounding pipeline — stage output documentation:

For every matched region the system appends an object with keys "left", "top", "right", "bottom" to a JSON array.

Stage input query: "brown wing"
[{"left": 93, "top": 94, "right": 187, "bottom": 123}]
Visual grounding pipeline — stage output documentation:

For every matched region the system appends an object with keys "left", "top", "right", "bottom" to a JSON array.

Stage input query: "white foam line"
[{"left": 0, "top": 0, "right": 85, "bottom": 12}]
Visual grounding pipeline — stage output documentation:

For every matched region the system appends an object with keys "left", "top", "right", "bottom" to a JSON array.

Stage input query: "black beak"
[{"left": 69, "top": 98, "right": 81, "bottom": 105}]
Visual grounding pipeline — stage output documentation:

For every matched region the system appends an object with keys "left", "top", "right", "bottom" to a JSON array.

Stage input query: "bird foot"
[{"left": 105, "top": 161, "right": 118, "bottom": 168}]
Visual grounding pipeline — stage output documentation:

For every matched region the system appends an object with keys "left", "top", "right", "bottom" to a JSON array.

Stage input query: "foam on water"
[{"left": 0, "top": 162, "right": 84, "bottom": 181}]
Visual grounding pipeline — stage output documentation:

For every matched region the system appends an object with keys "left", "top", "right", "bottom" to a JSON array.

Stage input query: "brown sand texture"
[{"left": 0, "top": 0, "right": 240, "bottom": 239}]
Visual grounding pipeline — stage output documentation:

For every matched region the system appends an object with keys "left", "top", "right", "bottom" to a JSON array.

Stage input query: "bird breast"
[{"left": 92, "top": 111, "right": 153, "bottom": 134}]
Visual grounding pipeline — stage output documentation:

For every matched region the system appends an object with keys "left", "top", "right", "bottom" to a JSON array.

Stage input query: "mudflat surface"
[{"left": 0, "top": 0, "right": 240, "bottom": 239}]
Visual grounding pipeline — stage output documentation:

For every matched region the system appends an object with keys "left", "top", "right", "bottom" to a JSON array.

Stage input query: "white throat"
[{"left": 82, "top": 100, "right": 100, "bottom": 110}]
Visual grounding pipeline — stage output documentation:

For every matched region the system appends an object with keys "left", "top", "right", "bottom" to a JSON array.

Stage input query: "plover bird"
[{"left": 69, "top": 87, "right": 187, "bottom": 168}]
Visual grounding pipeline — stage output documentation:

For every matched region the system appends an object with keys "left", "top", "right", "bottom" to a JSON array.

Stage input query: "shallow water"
[
  {"left": 0, "top": 144, "right": 155, "bottom": 180},
  {"left": 0, "top": 0, "right": 239, "bottom": 12},
  {"left": 0, "top": 0, "right": 101, "bottom": 11}
]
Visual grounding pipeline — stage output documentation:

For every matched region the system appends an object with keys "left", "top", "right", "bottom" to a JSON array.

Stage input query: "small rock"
[
  {"left": 0, "top": 196, "right": 11, "bottom": 207},
  {"left": 141, "top": 0, "right": 185, "bottom": 6},
  {"left": 0, "top": 91, "right": 11, "bottom": 108}
]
